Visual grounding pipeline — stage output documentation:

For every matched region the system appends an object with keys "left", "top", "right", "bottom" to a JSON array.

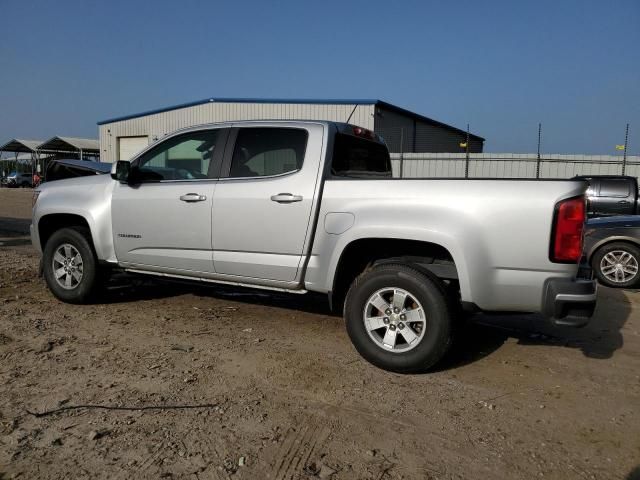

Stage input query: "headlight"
[{"left": 32, "top": 191, "right": 40, "bottom": 208}]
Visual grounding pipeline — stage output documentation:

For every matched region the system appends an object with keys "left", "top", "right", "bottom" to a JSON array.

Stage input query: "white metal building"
[{"left": 97, "top": 98, "right": 484, "bottom": 162}]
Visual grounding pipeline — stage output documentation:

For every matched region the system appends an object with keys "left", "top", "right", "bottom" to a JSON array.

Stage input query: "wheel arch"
[
  {"left": 587, "top": 236, "right": 640, "bottom": 263},
  {"left": 328, "top": 237, "right": 461, "bottom": 313},
  {"left": 38, "top": 213, "right": 95, "bottom": 253}
]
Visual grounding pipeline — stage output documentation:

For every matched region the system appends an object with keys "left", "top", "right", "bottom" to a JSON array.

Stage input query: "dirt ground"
[{"left": 0, "top": 188, "right": 639, "bottom": 480}]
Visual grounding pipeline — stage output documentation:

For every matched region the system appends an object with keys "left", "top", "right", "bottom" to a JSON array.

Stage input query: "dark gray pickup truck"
[{"left": 577, "top": 175, "right": 639, "bottom": 218}]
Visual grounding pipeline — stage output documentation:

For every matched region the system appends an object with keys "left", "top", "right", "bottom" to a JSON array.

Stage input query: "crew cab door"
[
  {"left": 594, "top": 179, "right": 634, "bottom": 216},
  {"left": 212, "top": 123, "right": 325, "bottom": 283},
  {"left": 111, "top": 128, "right": 228, "bottom": 273}
]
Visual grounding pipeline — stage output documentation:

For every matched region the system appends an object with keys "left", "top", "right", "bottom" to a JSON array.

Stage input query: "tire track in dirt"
[
  {"left": 111, "top": 428, "right": 230, "bottom": 480},
  {"left": 113, "top": 441, "right": 165, "bottom": 480},
  {"left": 271, "top": 416, "right": 330, "bottom": 480}
]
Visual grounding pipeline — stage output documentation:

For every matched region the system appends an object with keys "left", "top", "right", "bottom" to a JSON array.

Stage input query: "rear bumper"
[{"left": 541, "top": 277, "right": 597, "bottom": 327}]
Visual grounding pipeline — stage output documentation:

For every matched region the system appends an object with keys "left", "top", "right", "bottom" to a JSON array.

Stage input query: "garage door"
[{"left": 118, "top": 136, "right": 149, "bottom": 160}]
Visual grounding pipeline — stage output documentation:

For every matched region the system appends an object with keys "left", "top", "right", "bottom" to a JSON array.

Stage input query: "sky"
[{"left": 0, "top": 0, "right": 639, "bottom": 154}]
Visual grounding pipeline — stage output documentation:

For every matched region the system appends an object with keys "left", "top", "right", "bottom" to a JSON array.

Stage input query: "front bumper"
[
  {"left": 30, "top": 223, "right": 42, "bottom": 253},
  {"left": 541, "top": 277, "right": 597, "bottom": 327}
]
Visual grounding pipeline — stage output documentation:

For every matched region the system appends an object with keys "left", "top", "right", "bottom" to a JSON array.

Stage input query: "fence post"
[
  {"left": 536, "top": 123, "right": 542, "bottom": 179},
  {"left": 399, "top": 128, "right": 404, "bottom": 178},
  {"left": 622, "top": 123, "right": 629, "bottom": 175},
  {"left": 464, "top": 124, "right": 470, "bottom": 178}
]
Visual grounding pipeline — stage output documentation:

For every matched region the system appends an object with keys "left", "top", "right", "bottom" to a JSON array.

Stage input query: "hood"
[{"left": 37, "top": 170, "right": 113, "bottom": 192}]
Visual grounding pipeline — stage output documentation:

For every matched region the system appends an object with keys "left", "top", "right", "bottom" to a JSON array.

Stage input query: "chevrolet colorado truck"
[{"left": 31, "top": 121, "right": 597, "bottom": 372}]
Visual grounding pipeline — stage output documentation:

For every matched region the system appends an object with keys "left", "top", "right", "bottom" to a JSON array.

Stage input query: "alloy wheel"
[
  {"left": 600, "top": 250, "right": 639, "bottom": 284},
  {"left": 52, "top": 243, "right": 84, "bottom": 290},
  {"left": 362, "top": 287, "right": 426, "bottom": 352}
]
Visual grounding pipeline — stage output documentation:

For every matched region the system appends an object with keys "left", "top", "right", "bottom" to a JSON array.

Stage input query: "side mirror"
[{"left": 111, "top": 161, "right": 131, "bottom": 183}]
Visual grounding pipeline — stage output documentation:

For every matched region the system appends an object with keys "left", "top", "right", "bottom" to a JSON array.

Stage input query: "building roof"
[
  {"left": 0, "top": 139, "right": 44, "bottom": 153},
  {"left": 38, "top": 136, "right": 99, "bottom": 152},
  {"left": 97, "top": 97, "right": 484, "bottom": 141},
  {"left": 375, "top": 100, "right": 484, "bottom": 141}
]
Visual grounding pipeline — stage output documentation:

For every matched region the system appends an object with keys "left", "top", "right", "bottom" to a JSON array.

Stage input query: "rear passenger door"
[
  {"left": 211, "top": 123, "right": 324, "bottom": 283},
  {"left": 596, "top": 179, "right": 633, "bottom": 216}
]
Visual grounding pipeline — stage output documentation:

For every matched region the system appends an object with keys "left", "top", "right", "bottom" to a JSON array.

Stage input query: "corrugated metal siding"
[
  {"left": 414, "top": 123, "right": 483, "bottom": 153},
  {"left": 99, "top": 103, "right": 374, "bottom": 162},
  {"left": 390, "top": 153, "right": 640, "bottom": 178},
  {"left": 374, "top": 106, "right": 482, "bottom": 153},
  {"left": 374, "top": 108, "right": 414, "bottom": 153}
]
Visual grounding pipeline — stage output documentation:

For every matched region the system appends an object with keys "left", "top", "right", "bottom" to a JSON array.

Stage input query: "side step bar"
[{"left": 124, "top": 268, "right": 308, "bottom": 294}]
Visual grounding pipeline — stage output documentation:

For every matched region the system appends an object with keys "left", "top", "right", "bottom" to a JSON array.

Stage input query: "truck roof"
[
  {"left": 574, "top": 175, "right": 637, "bottom": 180},
  {"left": 152, "top": 120, "right": 386, "bottom": 144}
]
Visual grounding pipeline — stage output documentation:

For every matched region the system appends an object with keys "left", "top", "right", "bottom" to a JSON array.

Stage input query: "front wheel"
[
  {"left": 592, "top": 242, "right": 640, "bottom": 288},
  {"left": 344, "top": 264, "right": 453, "bottom": 373},
  {"left": 42, "top": 227, "right": 100, "bottom": 303}
]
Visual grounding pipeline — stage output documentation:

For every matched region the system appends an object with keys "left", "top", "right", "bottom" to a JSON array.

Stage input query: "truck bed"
[{"left": 305, "top": 178, "right": 587, "bottom": 312}]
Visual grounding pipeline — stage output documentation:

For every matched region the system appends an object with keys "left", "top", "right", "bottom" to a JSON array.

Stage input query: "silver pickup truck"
[{"left": 31, "top": 120, "right": 596, "bottom": 372}]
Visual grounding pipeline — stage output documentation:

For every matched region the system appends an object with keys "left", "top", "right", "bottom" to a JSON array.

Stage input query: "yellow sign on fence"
[{"left": 615, "top": 145, "right": 626, "bottom": 150}]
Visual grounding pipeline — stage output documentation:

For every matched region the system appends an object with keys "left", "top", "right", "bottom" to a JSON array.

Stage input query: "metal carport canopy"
[
  {"left": 37, "top": 136, "right": 99, "bottom": 154},
  {"left": 0, "top": 139, "right": 44, "bottom": 153}
]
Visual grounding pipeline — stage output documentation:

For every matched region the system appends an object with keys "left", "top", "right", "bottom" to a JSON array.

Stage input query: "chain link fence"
[
  {"left": 389, "top": 153, "right": 640, "bottom": 179},
  {"left": 377, "top": 124, "right": 637, "bottom": 179}
]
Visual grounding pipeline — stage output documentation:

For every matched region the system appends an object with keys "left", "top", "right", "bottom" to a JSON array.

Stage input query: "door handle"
[
  {"left": 270, "top": 193, "right": 303, "bottom": 203},
  {"left": 618, "top": 200, "right": 630, "bottom": 205},
  {"left": 179, "top": 193, "right": 207, "bottom": 202}
]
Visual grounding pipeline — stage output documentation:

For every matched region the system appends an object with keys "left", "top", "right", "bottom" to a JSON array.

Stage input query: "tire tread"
[{"left": 344, "top": 263, "right": 454, "bottom": 373}]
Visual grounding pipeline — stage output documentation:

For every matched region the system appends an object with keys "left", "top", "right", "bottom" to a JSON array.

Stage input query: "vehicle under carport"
[{"left": 45, "top": 159, "right": 111, "bottom": 182}]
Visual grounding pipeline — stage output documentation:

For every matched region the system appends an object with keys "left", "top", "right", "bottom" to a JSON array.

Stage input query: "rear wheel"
[
  {"left": 43, "top": 227, "right": 101, "bottom": 303},
  {"left": 344, "top": 264, "right": 453, "bottom": 373},
  {"left": 592, "top": 242, "right": 640, "bottom": 288}
]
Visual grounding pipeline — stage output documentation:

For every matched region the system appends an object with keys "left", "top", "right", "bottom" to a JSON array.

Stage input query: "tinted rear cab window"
[
  {"left": 599, "top": 179, "right": 631, "bottom": 198},
  {"left": 331, "top": 134, "right": 392, "bottom": 178}
]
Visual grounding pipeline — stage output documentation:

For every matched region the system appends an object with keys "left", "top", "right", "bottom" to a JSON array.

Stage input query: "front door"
[
  {"left": 112, "top": 128, "right": 227, "bottom": 274},
  {"left": 212, "top": 124, "right": 324, "bottom": 283}
]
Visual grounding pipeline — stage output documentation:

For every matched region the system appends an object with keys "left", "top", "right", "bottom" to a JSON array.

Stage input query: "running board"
[{"left": 124, "top": 268, "right": 308, "bottom": 294}]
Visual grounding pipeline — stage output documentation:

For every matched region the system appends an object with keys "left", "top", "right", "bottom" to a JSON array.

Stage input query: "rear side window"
[
  {"left": 331, "top": 134, "right": 391, "bottom": 178},
  {"left": 599, "top": 179, "right": 630, "bottom": 198},
  {"left": 229, "top": 128, "right": 308, "bottom": 178}
]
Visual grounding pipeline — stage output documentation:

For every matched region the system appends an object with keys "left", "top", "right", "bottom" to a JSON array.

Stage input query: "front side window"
[
  {"left": 229, "top": 128, "right": 307, "bottom": 178},
  {"left": 135, "top": 130, "right": 220, "bottom": 181}
]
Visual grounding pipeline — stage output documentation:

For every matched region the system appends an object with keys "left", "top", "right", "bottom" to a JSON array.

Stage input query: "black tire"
[
  {"left": 592, "top": 241, "right": 640, "bottom": 288},
  {"left": 344, "top": 264, "right": 453, "bottom": 373},
  {"left": 42, "top": 227, "right": 100, "bottom": 303}
]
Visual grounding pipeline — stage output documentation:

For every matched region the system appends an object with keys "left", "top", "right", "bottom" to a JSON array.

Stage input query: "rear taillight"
[{"left": 550, "top": 196, "right": 585, "bottom": 263}]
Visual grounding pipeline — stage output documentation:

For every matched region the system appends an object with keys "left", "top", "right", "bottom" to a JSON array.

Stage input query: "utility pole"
[{"left": 622, "top": 123, "right": 629, "bottom": 175}]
